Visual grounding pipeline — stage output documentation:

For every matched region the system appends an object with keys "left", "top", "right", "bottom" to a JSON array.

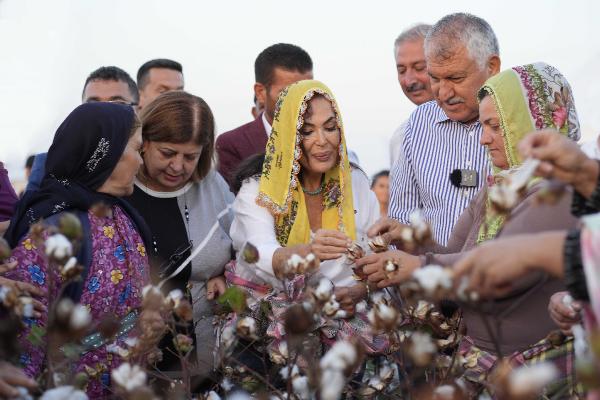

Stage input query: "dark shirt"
[
  {"left": 0, "top": 163, "right": 18, "bottom": 221},
  {"left": 126, "top": 185, "right": 193, "bottom": 373}
]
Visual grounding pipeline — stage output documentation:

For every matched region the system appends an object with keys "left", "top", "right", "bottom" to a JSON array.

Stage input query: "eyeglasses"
[{"left": 158, "top": 241, "right": 193, "bottom": 279}]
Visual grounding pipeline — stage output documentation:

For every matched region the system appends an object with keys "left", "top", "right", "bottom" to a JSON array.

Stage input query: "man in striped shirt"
[{"left": 388, "top": 13, "right": 501, "bottom": 246}]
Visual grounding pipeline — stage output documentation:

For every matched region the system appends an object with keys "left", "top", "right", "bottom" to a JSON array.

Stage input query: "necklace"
[{"left": 302, "top": 180, "right": 325, "bottom": 196}]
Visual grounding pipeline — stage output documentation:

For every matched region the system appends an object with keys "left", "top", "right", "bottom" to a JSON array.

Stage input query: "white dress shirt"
[{"left": 230, "top": 167, "right": 380, "bottom": 289}]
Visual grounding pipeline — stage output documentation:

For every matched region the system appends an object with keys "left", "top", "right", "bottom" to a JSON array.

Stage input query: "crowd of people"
[{"left": 1, "top": 11, "right": 600, "bottom": 400}]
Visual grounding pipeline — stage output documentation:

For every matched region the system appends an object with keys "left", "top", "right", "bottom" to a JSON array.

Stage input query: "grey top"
[{"left": 134, "top": 169, "right": 234, "bottom": 376}]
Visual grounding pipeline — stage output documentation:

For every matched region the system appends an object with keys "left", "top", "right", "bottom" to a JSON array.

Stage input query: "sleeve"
[
  {"left": 388, "top": 117, "right": 421, "bottom": 224},
  {"left": 214, "top": 171, "right": 235, "bottom": 235},
  {"left": 3, "top": 230, "right": 58, "bottom": 379},
  {"left": 230, "top": 179, "right": 281, "bottom": 277},
  {"left": 579, "top": 212, "right": 600, "bottom": 321},
  {"left": 216, "top": 134, "right": 241, "bottom": 188},
  {"left": 425, "top": 188, "right": 485, "bottom": 255},
  {"left": 0, "top": 163, "right": 18, "bottom": 221},
  {"left": 25, "top": 153, "right": 46, "bottom": 193},
  {"left": 564, "top": 228, "right": 588, "bottom": 301},
  {"left": 389, "top": 121, "right": 407, "bottom": 168}
]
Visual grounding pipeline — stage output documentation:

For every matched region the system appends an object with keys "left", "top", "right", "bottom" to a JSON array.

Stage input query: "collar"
[
  {"left": 134, "top": 178, "right": 193, "bottom": 198},
  {"left": 261, "top": 112, "right": 272, "bottom": 137}
]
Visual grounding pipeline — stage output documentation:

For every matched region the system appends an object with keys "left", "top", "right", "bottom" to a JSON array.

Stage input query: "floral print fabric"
[{"left": 4, "top": 206, "right": 149, "bottom": 398}]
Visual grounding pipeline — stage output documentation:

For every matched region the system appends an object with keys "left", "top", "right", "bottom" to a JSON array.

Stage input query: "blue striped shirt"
[{"left": 389, "top": 101, "right": 489, "bottom": 245}]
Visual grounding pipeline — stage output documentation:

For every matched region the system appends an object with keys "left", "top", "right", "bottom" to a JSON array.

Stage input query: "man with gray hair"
[
  {"left": 386, "top": 13, "right": 500, "bottom": 245},
  {"left": 390, "top": 23, "right": 434, "bottom": 166}
]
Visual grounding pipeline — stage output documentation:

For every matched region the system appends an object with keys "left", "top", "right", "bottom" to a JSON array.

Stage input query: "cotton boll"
[
  {"left": 45, "top": 234, "right": 73, "bottom": 260},
  {"left": 40, "top": 386, "right": 88, "bottom": 400},
  {"left": 413, "top": 265, "right": 452, "bottom": 296},
  {"left": 111, "top": 363, "right": 147, "bottom": 392},
  {"left": 508, "top": 363, "right": 558, "bottom": 397}
]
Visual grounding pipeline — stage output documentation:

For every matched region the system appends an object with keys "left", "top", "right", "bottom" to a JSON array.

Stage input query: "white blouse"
[{"left": 230, "top": 167, "right": 380, "bottom": 289}]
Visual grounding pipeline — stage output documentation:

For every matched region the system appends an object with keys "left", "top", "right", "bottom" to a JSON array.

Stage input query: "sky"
[{"left": 1, "top": 0, "right": 599, "bottom": 184}]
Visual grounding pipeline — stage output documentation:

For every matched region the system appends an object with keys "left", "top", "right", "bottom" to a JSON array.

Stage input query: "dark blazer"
[{"left": 216, "top": 114, "right": 268, "bottom": 189}]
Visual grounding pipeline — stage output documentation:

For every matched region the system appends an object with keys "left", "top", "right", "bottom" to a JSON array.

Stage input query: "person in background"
[
  {"left": 24, "top": 156, "right": 34, "bottom": 183},
  {"left": 26, "top": 66, "right": 139, "bottom": 192},
  {"left": 371, "top": 170, "right": 389, "bottom": 216},
  {"left": 0, "top": 162, "right": 18, "bottom": 235},
  {"left": 127, "top": 91, "right": 233, "bottom": 388},
  {"left": 388, "top": 13, "right": 500, "bottom": 246},
  {"left": 136, "top": 58, "right": 184, "bottom": 111},
  {"left": 216, "top": 43, "right": 313, "bottom": 188},
  {"left": 389, "top": 23, "right": 434, "bottom": 167}
]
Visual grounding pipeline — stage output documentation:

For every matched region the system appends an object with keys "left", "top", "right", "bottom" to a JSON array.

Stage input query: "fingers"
[
  {"left": 315, "top": 236, "right": 349, "bottom": 249},
  {"left": 355, "top": 253, "right": 381, "bottom": 268},
  {"left": 518, "top": 129, "right": 556, "bottom": 158},
  {"left": 30, "top": 299, "right": 46, "bottom": 317},
  {"left": 0, "top": 364, "right": 37, "bottom": 389},
  {"left": 0, "top": 379, "right": 20, "bottom": 398},
  {"left": 315, "top": 229, "right": 351, "bottom": 243},
  {"left": 451, "top": 251, "right": 476, "bottom": 281},
  {"left": 16, "top": 281, "right": 44, "bottom": 298},
  {"left": 0, "top": 277, "right": 45, "bottom": 298},
  {"left": 367, "top": 271, "right": 386, "bottom": 284},
  {"left": 312, "top": 245, "right": 346, "bottom": 260},
  {"left": 366, "top": 218, "right": 393, "bottom": 237},
  {"left": 0, "top": 260, "right": 18, "bottom": 274}
]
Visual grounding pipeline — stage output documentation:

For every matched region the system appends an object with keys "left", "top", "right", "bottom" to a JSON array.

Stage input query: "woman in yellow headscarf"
[
  {"left": 229, "top": 79, "right": 379, "bottom": 308},
  {"left": 225, "top": 81, "right": 383, "bottom": 366}
]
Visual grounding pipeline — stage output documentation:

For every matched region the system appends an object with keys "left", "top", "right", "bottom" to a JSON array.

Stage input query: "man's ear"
[
  {"left": 487, "top": 55, "right": 501, "bottom": 76},
  {"left": 254, "top": 82, "right": 266, "bottom": 108}
]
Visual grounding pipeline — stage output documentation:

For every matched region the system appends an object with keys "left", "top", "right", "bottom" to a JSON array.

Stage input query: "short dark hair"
[
  {"left": 140, "top": 91, "right": 214, "bottom": 182},
  {"left": 137, "top": 58, "right": 183, "bottom": 89},
  {"left": 255, "top": 43, "right": 313, "bottom": 87},
  {"left": 82, "top": 66, "right": 139, "bottom": 103},
  {"left": 371, "top": 170, "right": 389, "bottom": 189},
  {"left": 25, "top": 155, "right": 35, "bottom": 169}
]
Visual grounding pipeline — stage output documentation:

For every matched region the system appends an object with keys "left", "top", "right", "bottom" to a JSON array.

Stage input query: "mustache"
[
  {"left": 445, "top": 96, "right": 464, "bottom": 105},
  {"left": 406, "top": 82, "right": 427, "bottom": 93}
]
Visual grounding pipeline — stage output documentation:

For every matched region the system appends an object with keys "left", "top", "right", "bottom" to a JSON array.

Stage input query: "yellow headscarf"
[
  {"left": 477, "top": 62, "right": 580, "bottom": 243},
  {"left": 256, "top": 80, "right": 356, "bottom": 246}
]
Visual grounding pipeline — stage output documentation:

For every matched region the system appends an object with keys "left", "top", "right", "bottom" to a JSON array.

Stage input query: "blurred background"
[{"left": 1, "top": 0, "right": 599, "bottom": 190}]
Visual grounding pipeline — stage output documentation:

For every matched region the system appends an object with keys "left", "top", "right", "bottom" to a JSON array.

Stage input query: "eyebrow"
[
  {"left": 482, "top": 117, "right": 499, "bottom": 125},
  {"left": 303, "top": 115, "right": 336, "bottom": 127},
  {"left": 159, "top": 147, "right": 201, "bottom": 156}
]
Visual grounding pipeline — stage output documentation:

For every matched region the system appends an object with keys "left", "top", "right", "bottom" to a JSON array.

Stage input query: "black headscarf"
[{"left": 5, "top": 102, "right": 151, "bottom": 247}]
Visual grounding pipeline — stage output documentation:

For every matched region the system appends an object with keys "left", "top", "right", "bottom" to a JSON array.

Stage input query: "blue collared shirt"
[{"left": 389, "top": 101, "right": 490, "bottom": 245}]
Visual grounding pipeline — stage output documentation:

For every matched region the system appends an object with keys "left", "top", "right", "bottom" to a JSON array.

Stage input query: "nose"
[
  {"left": 315, "top": 129, "right": 328, "bottom": 146},
  {"left": 480, "top": 127, "right": 493, "bottom": 146},
  {"left": 437, "top": 80, "right": 454, "bottom": 102},
  {"left": 169, "top": 155, "right": 184, "bottom": 172},
  {"left": 402, "top": 69, "right": 418, "bottom": 87}
]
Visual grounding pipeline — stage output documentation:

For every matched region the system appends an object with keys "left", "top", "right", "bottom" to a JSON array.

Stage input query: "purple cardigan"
[{"left": 0, "top": 162, "right": 18, "bottom": 221}]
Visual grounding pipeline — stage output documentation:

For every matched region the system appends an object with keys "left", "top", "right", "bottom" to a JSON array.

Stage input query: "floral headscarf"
[
  {"left": 477, "top": 62, "right": 580, "bottom": 242},
  {"left": 256, "top": 80, "right": 356, "bottom": 246}
]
